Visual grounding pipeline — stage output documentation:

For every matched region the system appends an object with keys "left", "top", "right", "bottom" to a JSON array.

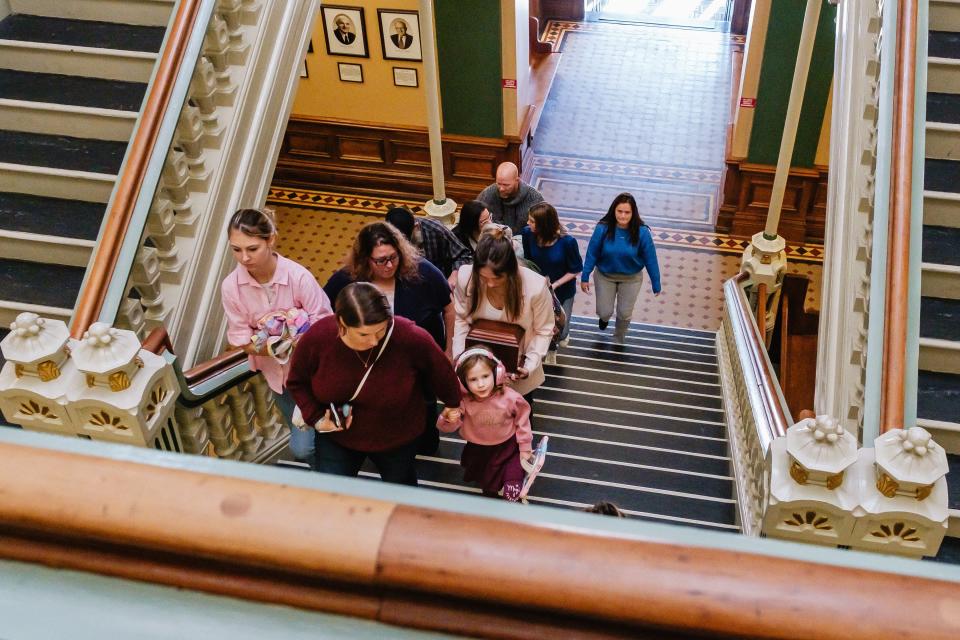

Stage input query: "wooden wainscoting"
[
  {"left": 274, "top": 116, "right": 521, "bottom": 202},
  {"left": 717, "top": 161, "right": 828, "bottom": 243}
]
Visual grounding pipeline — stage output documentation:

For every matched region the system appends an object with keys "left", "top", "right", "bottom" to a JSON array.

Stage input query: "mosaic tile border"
[
  {"left": 268, "top": 186, "right": 824, "bottom": 264},
  {"left": 532, "top": 153, "right": 722, "bottom": 183},
  {"left": 541, "top": 20, "right": 745, "bottom": 49}
]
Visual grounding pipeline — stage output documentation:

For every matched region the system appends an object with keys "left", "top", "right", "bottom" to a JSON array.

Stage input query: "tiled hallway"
[{"left": 271, "top": 17, "right": 824, "bottom": 331}]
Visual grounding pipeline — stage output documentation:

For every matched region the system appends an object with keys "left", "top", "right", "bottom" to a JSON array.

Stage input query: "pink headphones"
[{"left": 454, "top": 346, "right": 507, "bottom": 385}]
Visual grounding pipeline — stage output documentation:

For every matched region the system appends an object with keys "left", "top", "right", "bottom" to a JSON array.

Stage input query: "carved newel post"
[
  {"left": 763, "top": 415, "right": 859, "bottom": 546},
  {"left": 849, "top": 427, "right": 949, "bottom": 558},
  {"left": 0, "top": 313, "right": 76, "bottom": 434},
  {"left": 65, "top": 323, "right": 179, "bottom": 447}
]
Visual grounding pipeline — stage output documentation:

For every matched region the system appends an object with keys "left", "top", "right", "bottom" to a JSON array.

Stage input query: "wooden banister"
[
  {"left": 1, "top": 440, "right": 958, "bottom": 638},
  {"left": 70, "top": 0, "right": 204, "bottom": 339},
  {"left": 879, "top": 0, "right": 918, "bottom": 433},
  {"left": 142, "top": 326, "right": 174, "bottom": 355},
  {"left": 182, "top": 349, "right": 247, "bottom": 386},
  {"left": 756, "top": 282, "right": 768, "bottom": 343}
]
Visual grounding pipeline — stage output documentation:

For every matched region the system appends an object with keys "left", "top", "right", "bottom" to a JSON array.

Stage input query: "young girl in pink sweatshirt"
[{"left": 438, "top": 347, "right": 533, "bottom": 501}]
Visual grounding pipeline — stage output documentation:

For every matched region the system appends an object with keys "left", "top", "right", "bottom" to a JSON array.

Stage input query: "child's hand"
[
  {"left": 441, "top": 407, "right": 461, "bottom": 423},
  {"left": 521, "top": 451, "right": 533, "bottom": 462}
]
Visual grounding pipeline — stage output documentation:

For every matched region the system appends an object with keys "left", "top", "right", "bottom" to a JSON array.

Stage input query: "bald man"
[{"left": 476, "top": 162, "right": 544, "bottom": 234}]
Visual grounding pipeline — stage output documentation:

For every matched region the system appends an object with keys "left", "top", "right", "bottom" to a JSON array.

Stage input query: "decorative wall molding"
[
  {"left": 273, "top": 116, "right": 522, "bottom": 203},
  {"left": 813, "top": 0, "right": 882, "bottom": 438},
  {"left": 717, "top": 160, "right": 828, "bottom": 243}
]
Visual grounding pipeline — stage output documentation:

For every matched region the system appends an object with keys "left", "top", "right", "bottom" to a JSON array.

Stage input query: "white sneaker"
[
  {"left": 558, "top": 338, "right": 570, "bottom": 348},
  {"left": 544, "top": 351, "right": 557, "bottom": 365}
]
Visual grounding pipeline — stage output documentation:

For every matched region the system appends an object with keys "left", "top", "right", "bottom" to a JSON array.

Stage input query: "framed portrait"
[
  {"left": 338, "top": 62, "right": 363, "bottom": 83},
  {"left": 392, "top": 67, "right": 418, "bottom": 87},
  {"left": 321, "top": 5, "right": 368, "bottom": 58},
  {"left": 378, "top": 9, "right": 422, "bottom": 61}
]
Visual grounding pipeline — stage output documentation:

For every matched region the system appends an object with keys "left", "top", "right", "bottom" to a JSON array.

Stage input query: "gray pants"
[{"left": 594, "top": 271, "right": 643, "bottom": 341}]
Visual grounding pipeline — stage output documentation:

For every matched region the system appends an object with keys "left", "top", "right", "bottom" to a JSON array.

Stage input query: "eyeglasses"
[{"left": 370, "top": 253, "right": 399, "bottom": 267}]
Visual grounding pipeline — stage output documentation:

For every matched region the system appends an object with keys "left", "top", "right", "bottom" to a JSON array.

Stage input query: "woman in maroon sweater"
[{"left": 287, "top": 282, "right": 460, "bottom": 485}]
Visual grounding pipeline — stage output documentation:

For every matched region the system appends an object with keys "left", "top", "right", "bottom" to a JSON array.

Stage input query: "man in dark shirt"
[
  {"left": 385, "top": 207, "right": 472, "bottom": 278},
  {"left": 477, "top": 161, "right": 544, "bottom": 234}
]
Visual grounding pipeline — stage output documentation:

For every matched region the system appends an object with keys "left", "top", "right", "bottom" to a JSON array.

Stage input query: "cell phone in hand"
[{"left": 328, "top": 402, "right": 352, "bottom": 429}]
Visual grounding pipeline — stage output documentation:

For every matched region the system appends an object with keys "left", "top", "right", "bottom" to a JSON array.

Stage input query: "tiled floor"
[{"left": 270, "top": 17, "right": 823, "bottom": 332}]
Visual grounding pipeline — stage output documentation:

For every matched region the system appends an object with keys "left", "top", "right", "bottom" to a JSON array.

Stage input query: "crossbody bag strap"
[{"left": 348, "top": 320, "right": 394, "bottom": 402}]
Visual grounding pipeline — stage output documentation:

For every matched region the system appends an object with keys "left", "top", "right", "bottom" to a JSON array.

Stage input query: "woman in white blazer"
[{"left": 452, "top": 228, "right": 555, "bottom": 411}]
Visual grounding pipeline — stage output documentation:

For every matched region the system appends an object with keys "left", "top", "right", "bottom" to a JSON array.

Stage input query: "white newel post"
[
  {"left": 763, "top": 415, "right": 859, "bottom": 546},
  {"left": 849, "top": 427, "right": 949, "bottom": 558},
  {"left": 0, "top": 313, "right": 76, "bottom": 434},
  {"left": 64, "top": 323, "right": 179, "bottom": 448}
]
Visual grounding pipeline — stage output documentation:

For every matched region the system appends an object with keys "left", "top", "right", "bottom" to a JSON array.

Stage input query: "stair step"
[
  {"left": 0, "top": 258, "right": 85, "bottom": 309},
  {"left": 920, "top": 297, "right": 960, "bottom": 342},
  {"left": 931, "top": 30, "right": 960, "bottom": 60},
  {"left": 933, "top": 1, "right": 960, "bottom": 33},
  {"left": 923, "top": 225, "right": 960, "bottom": 267},
  {"left": 925, "top": 158, "right": 960, "bottom": 194},
  {"left": 917, "top": 370, "right": 960, "bottom": 425},
  {"left": 947, "top": 453, "right": 960, "bottom": 509},
  {"left": 8, "top": 0, "right": 176, "bottom": 28},
  {"left": 0, "top": 69, "right": 146, "bottom": 111},
  {"left": 0, "top": 192, "right": 105, "bottom": 240},
  {"left": 0, "top": 129, "right": 125, "bottom": 174},
  {"left": 0, "top": 14, "right": 165, "bottom": 53},
  {"left": 925, "top": 190, "right": 960, "bottom": 228},
  {"left": 569, "top": 316, "right": 716, "bottom": 343}
]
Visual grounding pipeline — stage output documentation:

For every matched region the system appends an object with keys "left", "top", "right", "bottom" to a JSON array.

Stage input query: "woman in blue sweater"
[
  {"left": 580, "top": 193, "right": 661, "bottom": 342},
  {"left": 522, "top": 202, "right": 583, "bottom": 348}
]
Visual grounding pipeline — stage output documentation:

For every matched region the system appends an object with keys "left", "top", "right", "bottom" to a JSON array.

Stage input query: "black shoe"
[{"left": 598, "top": 318, "right": 608, "bottom": 330}]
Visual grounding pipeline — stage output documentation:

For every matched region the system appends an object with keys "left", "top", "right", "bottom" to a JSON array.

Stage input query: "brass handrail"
[
  {"left": 70, "top": 0, "right": 204, "bottom": 339},
  {"left": 0, "top": 440, "right": 958, "bottom": 639},
  {"left": 879, "top": 0, "right": 918, "bottom": 433}
]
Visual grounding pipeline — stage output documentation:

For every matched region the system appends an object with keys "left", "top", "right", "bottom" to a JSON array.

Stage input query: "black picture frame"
[
  {"left": 321, "top": 5, "right": 369, "bottom": 58},
  {"left": 338, "top": 62, "right": 364, "bottom": 83},
  {"left": 378, "top": 9, "right": 422, "bottom": 61},
  {"left": 392, "top": 66, "right": 418, "bottom": 87}
]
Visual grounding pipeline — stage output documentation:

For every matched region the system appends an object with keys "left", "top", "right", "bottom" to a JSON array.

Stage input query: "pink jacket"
[
  {"left": 437, "top": 385, "right": 532, "bottom": 452},
  {"left": 221, "top": 254, "right": 332, "bottom": 393}
]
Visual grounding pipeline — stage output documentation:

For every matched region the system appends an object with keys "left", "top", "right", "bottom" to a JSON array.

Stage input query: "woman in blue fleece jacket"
[{"left": 580, "top": 192, "right": 661, "bottom": 342}]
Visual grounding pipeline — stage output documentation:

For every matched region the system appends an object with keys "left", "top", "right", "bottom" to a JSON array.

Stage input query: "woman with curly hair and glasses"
[{"left": 324, "top": 220, "right": 454, "bottom": 453}]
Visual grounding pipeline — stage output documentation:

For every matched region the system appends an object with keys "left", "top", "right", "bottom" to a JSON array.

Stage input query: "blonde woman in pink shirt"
[
  {"left": 438, "top": 347, "right": 532, "bottom": 501},
  {"left": 220, "top": 208, "right": 332, "bottom": 467}
]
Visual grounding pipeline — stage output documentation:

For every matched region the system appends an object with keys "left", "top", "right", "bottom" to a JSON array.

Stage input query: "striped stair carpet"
[{"left": 280, "top": 316, "right": 737, "bottom": 533}]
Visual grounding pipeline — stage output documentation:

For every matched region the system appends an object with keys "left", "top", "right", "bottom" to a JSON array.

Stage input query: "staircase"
[
  {"left": 922, "top": 1, "right": 960, "bottom": 548},
  {"left": 317, "top": 316, "right": 737, "bottom": 532},
  {"left": 0, "top": 1, "right": 172, "bottom": 328}
]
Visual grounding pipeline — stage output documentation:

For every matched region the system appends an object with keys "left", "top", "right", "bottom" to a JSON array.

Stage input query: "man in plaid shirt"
[{"left": 386, "top": 207, "right": 472, "bottom": 278}]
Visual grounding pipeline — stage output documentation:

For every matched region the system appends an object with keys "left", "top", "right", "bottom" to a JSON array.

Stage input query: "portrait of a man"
[
  {"left": 378, "top": 10, "right": 422, "bottom": 61},
  {"left": 333, "top": 14, "right": 356, "bottom": 45},
  {"left": 321, "top": 6, "right": 368, "bottom": 58},
  {"left": 390, "top": 19, "right": 411, "bottom": 50}
]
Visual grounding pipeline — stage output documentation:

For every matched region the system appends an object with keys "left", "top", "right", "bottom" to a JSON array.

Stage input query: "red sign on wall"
[
  {"left": 502, "top": 78, "right": 517, "bottom": 89},
  {"left": 740, "top": 97, "right": 757, "bottom": 108}
]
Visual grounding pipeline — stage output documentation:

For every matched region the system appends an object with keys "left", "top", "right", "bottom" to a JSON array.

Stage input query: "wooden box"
[{"left": 465, "top": 319, "right": 524, "bottom": 373}]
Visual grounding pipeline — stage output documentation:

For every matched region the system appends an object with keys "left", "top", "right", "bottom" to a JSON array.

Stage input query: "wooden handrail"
[
  {"left": 1, "top": 440, "right": 959, "bottom": 638},
  {"left": 182, "top": 349, "right": 247, "bottom": 386},
  {"left": 141, "top": 326, "right": 175, "bottom": 355},
  {"left": 756, "top": 282, "right": 768, "bottom": 344},
  {"left": 879, "top": 0, "right": 918, "bottom": 433},
  {"left": 726, "top": 273, "right": 791, "bottom": 445},
  {"left": 70, "top": 0, "right": 204, "bottom": 339}
]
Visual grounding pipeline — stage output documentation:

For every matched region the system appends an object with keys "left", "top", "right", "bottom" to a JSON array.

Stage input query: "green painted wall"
[
  {"left": 747, "top": 0, "right": 836, "bottom": 167},
  {"left": 435, "top": 0, "right": 503, "bottom": 138}
]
